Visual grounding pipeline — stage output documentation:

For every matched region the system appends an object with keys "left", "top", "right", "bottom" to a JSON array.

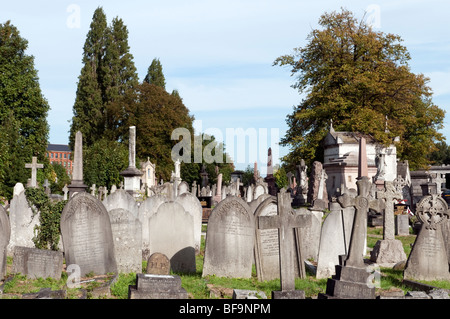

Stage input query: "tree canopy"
[
  {"left": 274, "top": 8, "right": 445, "bottom": 170},
  {"left": 0, "top": 21, "right": 50, "bottom": 199}
]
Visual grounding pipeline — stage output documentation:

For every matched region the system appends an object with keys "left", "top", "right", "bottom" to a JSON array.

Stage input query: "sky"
[{"left": 2, "top": 0, "right": 450, "bottom": 174}]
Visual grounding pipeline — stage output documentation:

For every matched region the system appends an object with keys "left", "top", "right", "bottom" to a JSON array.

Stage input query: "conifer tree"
[
  {"left": 144, "top": 58, "right": 166, "bottom": 89},
  {"left": 0, "top": 21, "right": 50, "bottom": 199}
]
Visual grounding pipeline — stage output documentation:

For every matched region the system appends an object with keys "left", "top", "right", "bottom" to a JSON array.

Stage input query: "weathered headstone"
[
  {"left": 103, "top": 190, "right": 142, "bottom": 274},
  {"left": 258, "top": 191, "right": 311, "bottom": 299},
  {"left": 146, "top": 252, "right": 170, "bottom": 275},
  {"left": 175, "top": 192, "right": 203, "bottom": 254},
  {"left": 296, "top": 208, "right": 321, "bottom": 261},
  {"left": 128, "top": 273, "right": 187, "bottom": 299},
  {"left": 202, "top": 196, "right": 255, "bottom": 278},
  {"left": 320, "top": 176, "right": 381, "bottom": 299},
  {"left": 12, "top": 246, "right": 63, "bottom": 280},
  {"left": 149, "top": 201, "right": 196, "bottom": 273},
  {"left": 370, "top": 181, "right": 407, "bottom": 265},
  {"left": 60, "top": 192, "right": 117, "bottom": 276},
  {"left": 404, "top": 194, "right": 450, "bottom": 281},
  {"left": 7, "top": 187, "right": 40, "bottom": 255},
  {"left": 138, "top": 194, "right": 167, "bottom": 260},
  {"left": 25, "top": 157, "right": 44, "bottom": 188},
  {"left": 316, "top": 197, "right": 355, "bottom": 279},
  {"left": 0, "top": 204, "right": 10, "bottom": 280},
  {"left": 307, "top": 161, "right": 328, "bottom": 208},
  {"left": 396, "top": 214, "right": 410, "bottom": 236}
]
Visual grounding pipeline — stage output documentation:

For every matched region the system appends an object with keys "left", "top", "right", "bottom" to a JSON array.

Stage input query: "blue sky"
[{"left": 2, "top": 1, "right": 450, "bottom": 174}]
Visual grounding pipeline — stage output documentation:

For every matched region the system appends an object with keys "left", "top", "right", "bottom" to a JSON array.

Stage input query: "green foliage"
[
  {"left": 241, "top": 165, "right": 255, "bottom": 186},
  {"left": 25, "top": 187, "right": 66, "bottom": 251},
  {"left": 274, "top": 166, "right": 288, "bottom": 189},
  {"left": 274, "top": 8, "right": 445, "bottom": 170},
  {"left": 0, "top": 21, "right": 50, "bottom": 200},
  {"left": 69, "top": 7, "right": 138, "bottom": 148},
  {"left": 144, "top": 58, "right": 166, "bottom": 89},
  {"left": 83, "top": 138, "right": 128, "bottom": 189},
  {"left": 50, "top": 163, "right": 71, "bottom": 195},
  {"left": 428, "top": 141, "right": 450, "bottom": 166}
]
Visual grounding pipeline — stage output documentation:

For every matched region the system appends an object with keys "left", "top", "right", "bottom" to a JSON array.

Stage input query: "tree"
[
  {"left": 0, "top": 21, "right": 50, "bottom": 199},
  {"left": 274, "top": 8, "right": 445, "bottom": 170},
  {"left": 144, "top": 58, "right": 166, "bottom": 89},
  {"left": 69, "top": 7, "right": 139, "bottom": 147},
  {"left": 428, "top": 141, "right": 450, "bottom": 166}
]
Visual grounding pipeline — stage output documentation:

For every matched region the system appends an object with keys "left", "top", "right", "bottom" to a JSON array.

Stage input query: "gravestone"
[
  {"left": 396, "top": 214, "right": 410, "bottom": 236},
  {"left": 320, "top": 176, "right": 382, "bottom": 299},
  {"left": 146, "top": 252, "right": 170, "bottom": 275},
  {"left": 25, "top": 157, "right": 44, "bottom": 188},
  {"left": 202, "top": 196, "right": 255, "bottom": 278},
  {"left": 0, "top": 205, "right": 10, "bottom": 280},
  {"left": 404, "top": 194, "right": 450, "bottom": 281},
  {"left": 103, "top": 190, "right": 142, "bottom": 274},
  {"left": 120, "top": 126, "right": 143, "bottom": 197},
  {"left": 68, "top": 131, "right": 88, "bottom": 196},
  {"left": 60, "top": 192, "right": 117, "bottom": 276},
  {"left": 316, "top": 197, "right": 355, "bottom": 279},
  {"left": 175, "top": 192, "right": 203, "bottom": 254},
  {"left": 128, "top": 273, "right": 188, "bottom": 299},
  {"left": 177, "top": 181, "right": 190, "bottom": 195},
  {"left": 12, "top": 246, "right": 63, "bottom": 280},
  {"left": 7, "top": 186, "right": 40, "bottom": 255},
  {"left": 296, "top": 208, "right": 321, "bottom": 261},
  {"left": 149, "top": 201, "right": 196, "bottom": 273},
  {"left": 370, "top": 181, "right": 407, "bottom": 265},
  {"left": 258, "top": 191, "right": 311, "bottom": 299},
  {"left": 138, "top": 194, "right": 167, "bottom": 260}
]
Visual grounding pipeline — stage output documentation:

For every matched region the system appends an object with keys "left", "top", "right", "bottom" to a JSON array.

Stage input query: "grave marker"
[
  {"left": 12, "top": 246, "right": 63, "bottom": 280},
  {"left": 139, "top": 194, "right": 167, "bottom": 260},
  {"left": 60, "top": 192, "right": 117, "bottom": 276},
  {"left": 258, "top": 191, "right": 311, "bottom": 298},
  {"left": 175, "top": 192, "right": 203, "bottom": 254},
  {"left": 0, "top": 205, "right": 10, "bottom": 280},
  {"left": 25, "top": 157, "right": 44, "bottom": 188},
  {"left": 202, "top": 196, "right": 255, "bottom": 278},
  {"left": 146, "top": 252, "right": 170, "bottom": 275}
]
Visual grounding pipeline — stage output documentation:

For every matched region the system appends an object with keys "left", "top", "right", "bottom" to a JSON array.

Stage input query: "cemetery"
[
  {"left": 1, "top": 6, "right": 450, "bottom": 309},
  {"left": 0, "top": 127, "right": 448, "bottom": 301}
]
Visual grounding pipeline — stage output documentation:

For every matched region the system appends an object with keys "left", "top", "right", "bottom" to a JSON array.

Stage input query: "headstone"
[
  {"left": 103, "top": 189, "right": 142, "bottom": 274},
  {"left": 296, "top": 208, "right": 321, "bottom": 261},
  {"left": 25, "top": 157, "right": 44, "bottom": 188},
  {"left": 307, "top": 161, "right": 328, "bottom": 208},
  {"left": 12, "top": 246, "right": 63, "bottom": 280},
  {"left": 120, "top": 126, "right": 143, "bottom": 197},
  {"left": 0, "top": 205, "right": 10, "bottom": 280},
  {"left": 60, "top": 192, "right": 117, "bottom": 276},
  {"left": 404, "top": 194, "right": 450, "bottom": 281},
  {"left": 7, "top": 188, "right": 40, "bottom": 255},
  {"left": 149, "top": 202, "right": 196, "bottom": 273},
  {"left": 264, "top": 148, "right": 276, "bottom": 196},
  {"left": 139, "top": 194, "right": 167, "bottom": 260},
  {"left": 202, "top": 196, "right": 255, "bottom": 278},
  {"left": 175, "top": 192, "right": 203, "bottom": 254},
  {"left": 68, "top": 131, "right": 87, "bottom": 196},
  {"left": 320, "top": 176, "right": 381, "bottom": 299},
  {"left": 146, "top": 252, "right": 170, "bottom": 275},
  {"left": 396, "top": 214, "right": 410, "bottom": 236},
  {"left": 214, "top": 173, "right": 223, "bottom": 203},
  {"left": 258, "top": 191, "right": 311, "bottom": 299},
  {"left": 316, "top": 198, "right": 355, "bottom": 279},
  {"left": 128, "top": 273, "right": 188, "bottom": 299},
  {"left": 62, "top": 185, "right": 69, "bottom": 201},
  {"left": 370, "top": 181, "right": 407, "bottom": 265},
  {"left": 177, "top": 181, "right": 190, "bottom": 195},
  {"left": 13, "top": 183, "right": 25, "bottom": 197}
]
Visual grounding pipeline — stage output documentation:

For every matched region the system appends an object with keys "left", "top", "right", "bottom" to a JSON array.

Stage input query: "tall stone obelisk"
[
  {"left": 120, "top": 126, "right": 143, "bottom": 197},
  {"left": 68, "top": 131, "right": 88, "bottom": 197}
]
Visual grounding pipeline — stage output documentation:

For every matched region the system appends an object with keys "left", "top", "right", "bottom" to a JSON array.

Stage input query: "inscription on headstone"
[
  {"left": 12, "top": 246, "right": 63, "bottom": 280},
  {"left": 60, "top": 192, "right": 117, "bottom": 276}
]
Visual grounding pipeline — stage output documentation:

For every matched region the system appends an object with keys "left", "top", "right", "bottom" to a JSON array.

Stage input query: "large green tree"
[
  {"left": 70, "top": 7, "right": 138, "bottom": 147},
  {"left": 274, "top": 8, "right": 445, "bottom": 170},
  {"left": 0, "top": 21, "right": 50, "bottom": 199},
  {"left": 144, "top": 58, "right": 166, "bottom": 89}
]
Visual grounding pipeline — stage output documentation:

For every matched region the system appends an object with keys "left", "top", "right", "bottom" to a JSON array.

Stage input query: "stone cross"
[
  {"left": 338, "top": 176, "right": 384, "bottom": 268},
  {"left": 258, "top": 191, "right": 312, "bottom": 291},
  {"left": 62, "top": 185, "right": 69, "bottom": 200},
  {"left": 90, "top": 184, "right": 96, "bottom": 196},
  {"left": 43, "top": 179, "right": 50, "bottom": 195},
  {"left": 377, "top": 181, "right": 402, "bottom": 240},
  {"left": 25, "top": 157, "right": 44, "bottom": 188}
]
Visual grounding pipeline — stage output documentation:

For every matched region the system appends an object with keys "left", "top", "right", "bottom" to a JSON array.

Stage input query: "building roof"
[{"left": 47, "top": 144, "right": 71, "bottom": 152}]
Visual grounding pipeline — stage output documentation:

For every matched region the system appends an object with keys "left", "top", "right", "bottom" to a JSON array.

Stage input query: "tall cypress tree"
[
  {"left": 69, "top": 7, "right": 107, "bottom": 148},
  {"left": 0, "top": 21, "right": 50, "bottom": 199},
  {"left": 144, "top": 58, "right": 166, "bottom": 89},
  {"left": 70, "top": 8, "right": 138, "bottom": 147}
]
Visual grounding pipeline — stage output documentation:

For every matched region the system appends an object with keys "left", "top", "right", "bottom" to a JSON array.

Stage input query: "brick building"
[{"left": 46, "top": 144, "right": 73, "bottom": 176}]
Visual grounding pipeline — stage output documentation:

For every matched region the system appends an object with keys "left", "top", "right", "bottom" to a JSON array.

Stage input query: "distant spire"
[{"left": 330, "top": 119, "right": 335, "bottom": 133}]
